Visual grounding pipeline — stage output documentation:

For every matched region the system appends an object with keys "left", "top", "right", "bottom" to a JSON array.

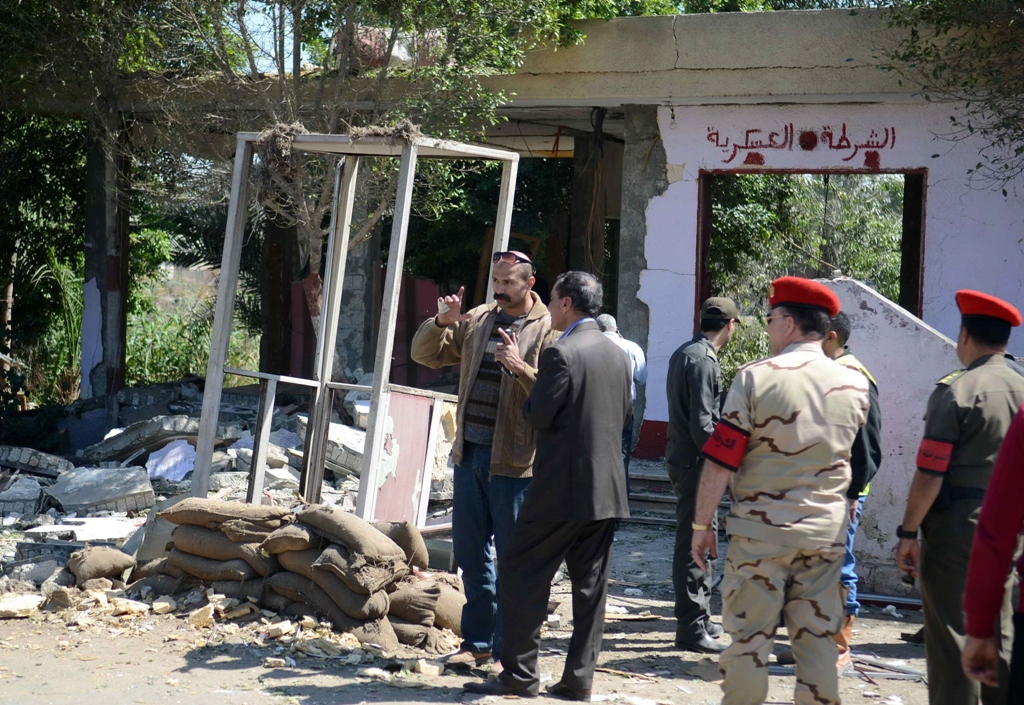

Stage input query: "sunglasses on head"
[{"left": 492, "top": 251, "right": 533, "bottom": 266}]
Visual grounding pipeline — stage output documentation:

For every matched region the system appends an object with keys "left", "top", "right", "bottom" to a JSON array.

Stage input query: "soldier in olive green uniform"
[
  {"left": 666, "top": 296, "right": 740, "bottom": 653},
  {"left": 692, "top": 277, "right": 870, "bottom": 705},
  {"left": 896, "top": 290, "right": 1024, "bottom": 705}
]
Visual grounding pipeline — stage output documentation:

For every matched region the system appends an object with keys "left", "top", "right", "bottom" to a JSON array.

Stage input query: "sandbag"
[
  {"left": 80, "top": 578, "right": 114, "bottom": 591},
  {"left": 209, "top": 579, "right": 265, "bottom": 602},
  {"left": 266, "top": 572, "right": 399, "bottom": 649},
  {"left": 387, "top": 583, "right": 440, "bottom": 627},
  {"left": 352, "top": 616, "right": 400, "bottom": 652},
  {"left": 284, "top": 601, "right": 316, "bottom": 620},
  {"left": 172, "top": 525, "right": 279, "bottom": 576},
  {"left": 373, "top": 521, "right": 430, "bottom": 570},
  {"left": 67, "top": 546, "right": 137, "bottom": 588},
  {"left": 297, "top": 505, "right": 406, "bottom": 565},
  {"left": 261, "top": 591, "right": 294, "bottom": 613},
  {"left": 158, "top": 497, "right": 292, "bottom": 528},
  {"left": 388, "top": 617, "right": 446, "bottom": 654},
  {"left": 260, "top": 523, "right": 322, "bottom": 554},
  {"left": 433, "top": 582, "right": 466, "bottom": 637},
  {"left": 266, "top": 571, "right": 364, "bottom": 632},
  {"left": 276, "top": 549, "right": 322, "bottom": 580},
  {"left": 433, "top": 572, "right": 464, "bottom": 594},
  {"left": 277, "top": 550, "right": 391, "bottom": 621},
  {"left": 128, "top": 573, "right": 198, "bottom": 596},
  {"left": 166, "top": 548, "right": 257, "bottom": 582},
  {"left": 312, "top": 543, "right": 405, "bottom": 595},
  {"left": 158, "top": 560, "right": 188, "bottom": 579},
  {"left": 130, "top": 558, "right": 167, "bottom": 582},
  {"left": 220, "top": 519, "right": 276, "bottom": 543}
]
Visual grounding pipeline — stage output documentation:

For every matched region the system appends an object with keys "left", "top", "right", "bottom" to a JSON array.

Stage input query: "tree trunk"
[{"left": 0, "top": 246, "right": 15, "bottom": 370}]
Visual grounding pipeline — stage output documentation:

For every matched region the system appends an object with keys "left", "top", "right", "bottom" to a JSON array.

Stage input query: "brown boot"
[{"left": 835, "top": 615, "right": 855, "bottom": 672}]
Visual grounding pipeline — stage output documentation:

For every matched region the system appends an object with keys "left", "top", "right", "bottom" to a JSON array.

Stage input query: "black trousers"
[
  {"left": 1011, "top": 613, "right": 1024, "bottom": 703},
  {"left": 669, "top": 461, "right": 716, "bottom": 641},
  {"left": 497, "top": 518, "right": 617, "bottom": 693}
]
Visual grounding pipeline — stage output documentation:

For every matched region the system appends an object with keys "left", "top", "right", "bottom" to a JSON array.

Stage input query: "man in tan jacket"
[{"left": 411, "top": 251, "right": 557, "bottom": 670}]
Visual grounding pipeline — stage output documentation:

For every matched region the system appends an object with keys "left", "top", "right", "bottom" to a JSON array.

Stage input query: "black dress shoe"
[
  {"left": 676, "top": 634, "right": 728, "bottom": 654},
  {"left": 546, "top": 681, "right": 592, "bottom": 702},
  {"left": 463, "top": 676, "right": 538, "bottom": 698},
  {"left": 706, "top": 621, "right": 725, "bottom": 638}
]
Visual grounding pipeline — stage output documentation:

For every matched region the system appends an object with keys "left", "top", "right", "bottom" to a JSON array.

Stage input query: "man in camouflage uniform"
[
  {"left": 692, "top": 277, "right": 870, "bottom": 705},
  {"left": 896, "top": 290, "right": 1024, "bottom": 705}
]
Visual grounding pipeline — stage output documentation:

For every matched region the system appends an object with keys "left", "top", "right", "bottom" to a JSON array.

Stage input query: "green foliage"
[
  {"left": 708, "top": 173, "right": 904, "bottom": 383},
  {"left": 888, "top": 0, "right": 1024, "bottom": 185},
  {"left": 125, "top": 292, "right": 260, "bottom": 387}
]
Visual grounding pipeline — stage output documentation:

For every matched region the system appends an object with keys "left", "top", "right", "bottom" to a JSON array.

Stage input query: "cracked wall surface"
[{"left": 638, "top": 102, "right": 1024, "bottom": 424}]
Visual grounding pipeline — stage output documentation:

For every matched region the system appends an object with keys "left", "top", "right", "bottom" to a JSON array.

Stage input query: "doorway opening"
[{"left": 695, "top": 171, "right": 925, "bottom": 376}]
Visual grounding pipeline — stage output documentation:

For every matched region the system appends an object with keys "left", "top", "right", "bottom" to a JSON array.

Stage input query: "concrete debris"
[
  {"left": 343, "top": 374, "right": 375, "bottom": 428},
  {"left": 145, "top": 439, "right": 196, "bottom": 481},
  {"left": 296, "top": 415, "right": 364, "bottom": 477},
  {"left": 411, "top": 659, "right": 444, "bottom": 676},
  {"left": 0, "top": 477, "right": 42, "bottom": 517},
  {"left": 110, "top": 597, "right": 151, "bottom": 616},
  {"left": 188, "top": 603, "right": 215, "bottom": 628},
  {"left": 0, "top": 446, "right": 73, "bottom": 479},
  {"left": 264, "top": 466, "right": 301, "bottom": 491},
  {"left": 208, "top": 472, "right": 250, "bottom": 494},
  {"left": 264, "top": 657, "right": 287, "bottom": 668},
  {"left": 152, "top": 595, "right": 177, "bottom": 614},
  {"left": 623, "top": 587, "right": 644, "bottom": 597},
  {"left": 267, "top": 620, "right": 296, "bottom": 638},
  {"left": 45, "top": 465, "right": 155, "bottom": 514},
  {"left": 9, "top": 560, "right": 61, "bottom": 586},
  {"left": 0, "top": 592, "right": 45, "bottom": 618},
  {"left": 24, "top": 517, "right": 142, "bottom": 544},
  {"left": 15, "top": 513, "right": 56, "bottom": 530},
  {"left": 84, "top": 415, "right": 244, "bottom": 463}
]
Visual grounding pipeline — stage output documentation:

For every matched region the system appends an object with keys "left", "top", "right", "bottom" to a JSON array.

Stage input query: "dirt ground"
[{"left": 0, "top": 522, "right": 928, "bottom": 705}]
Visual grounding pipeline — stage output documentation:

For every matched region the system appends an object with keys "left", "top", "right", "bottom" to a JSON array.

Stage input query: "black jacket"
[
  {"left": 665, "top": 334, "right": 721, "bottom": 481},
  {"left": 520, "top": 320, "right": 633, "bottom": 522}
]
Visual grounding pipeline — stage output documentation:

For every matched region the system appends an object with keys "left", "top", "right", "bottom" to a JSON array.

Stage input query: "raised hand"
[
  {"left": 495, "top": 328, "right": 525, "bottom": 376},
  {"left": 436, "top": 286, "right": 470, "bottom": 327}
]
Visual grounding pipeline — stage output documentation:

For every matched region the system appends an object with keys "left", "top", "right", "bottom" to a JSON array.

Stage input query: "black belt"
[{"left": 948, "top": 487, "right": 986, "bottom": 501}]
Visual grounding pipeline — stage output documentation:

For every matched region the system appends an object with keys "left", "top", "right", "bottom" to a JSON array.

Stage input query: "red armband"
[
  {"left": 702, "top": 420, "right": 750, "bottom": 471},
  {"left": 917, "top": 438, "right": 954, "bottom": 474}
]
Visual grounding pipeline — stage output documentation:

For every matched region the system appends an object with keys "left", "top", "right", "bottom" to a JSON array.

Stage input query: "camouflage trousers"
[{"left": 719, "top": 536, "right": 845, "bottom": 705}]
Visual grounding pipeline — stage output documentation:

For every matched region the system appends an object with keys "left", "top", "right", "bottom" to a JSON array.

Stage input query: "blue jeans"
[
  {"left": 842, "top": 496, "right": 866, "bottom": 617},
  {"left": 452, "top": 441, "right": 531, "bottom": 659}
]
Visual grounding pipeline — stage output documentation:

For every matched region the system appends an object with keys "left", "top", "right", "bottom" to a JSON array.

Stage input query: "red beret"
[
  {"left": 768, "top": 276, "right": 841, "bottom": 317},
  {"left": 956, "top": 290, "right": 1022, "bottom": 327}
]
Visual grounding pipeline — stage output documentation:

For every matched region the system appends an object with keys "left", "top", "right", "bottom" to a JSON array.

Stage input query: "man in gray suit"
[{"left": 464, "top": 271, "right": 633, "bottom": 701}]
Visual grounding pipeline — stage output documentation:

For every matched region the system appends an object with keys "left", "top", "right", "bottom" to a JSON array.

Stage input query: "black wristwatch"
[{"left": 896, "top": 525, "right": 918, "bottom": 540}]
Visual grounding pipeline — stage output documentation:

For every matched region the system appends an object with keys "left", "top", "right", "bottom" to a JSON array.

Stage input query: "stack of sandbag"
[
  {"left": 138, "top": 498, "right": 290, "bottom": 598},
  {"left": 257, "top": 505, "right": 418, "bottom": 651},
  {"left": 137, "top": 497, "right": 461, "bottom": 654},
  {"left": 385, "top": 572, "right": 466, "bottom": 654}
]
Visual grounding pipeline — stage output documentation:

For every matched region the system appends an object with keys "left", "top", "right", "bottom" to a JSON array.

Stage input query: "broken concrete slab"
[
  {"left": 10, "top": 560, "right": 61, "bottom": 586},
  {"left": 145, "top": 439, "right": 195, "bottom": 481},
  {"left": 0, "top": 477, "right": 42, "bottom": 517},
  {"left": 83, "top": 415, "right": 245, "bottom": 463},
  {"left": 24, "top": 517, "right": 142, "bottom": 544},
  {"left": 343, "top": 373, "right": 375, "bottom": 424},
  {"left": 0, "top": 593, "right": 44, "bottom": 618},
  {"left": 234, "top": 444, "right": 289, "bottom": 471},
  {"left": 208, "top": 472, "right": 249, "bottom": 494},
  {"left": 0, "top": 446, "right": 74, "bottom": 479},
  {"left": 296, "top": 415, "right": 365, "bottom": 477},
  {"left": 45, "top": 466, "right": 155, "bottom": 514}
]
